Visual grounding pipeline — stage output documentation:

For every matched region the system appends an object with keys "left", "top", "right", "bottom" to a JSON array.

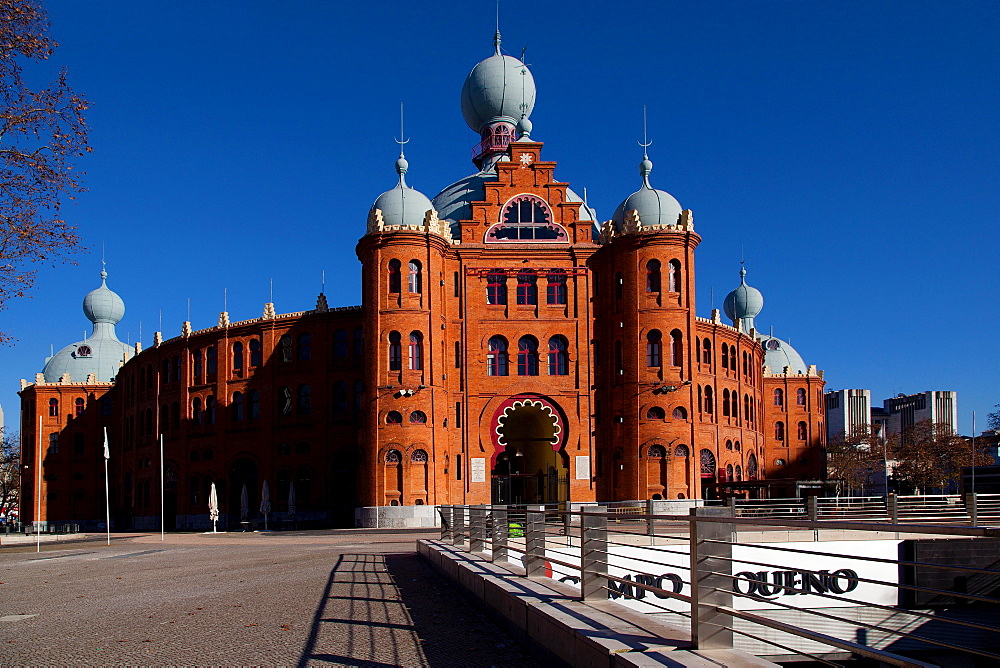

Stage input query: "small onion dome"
[
  {"left": 757, "top": 335, "right": 808, "bottom": 375},
  {"left": 611, "top": 157, "right": 683, "bottom": 230},
  {"left": 369, "top": 154, "right": 434, "bottom": 230},
  {"left": 83, "top": 269, "right": 125, "bottom": 325},
  {"left": 723, "top": 267, "right": 764, "bottom": 325},
  {"left": 460, "top": 32, "right": 536, "bottom": 133}
]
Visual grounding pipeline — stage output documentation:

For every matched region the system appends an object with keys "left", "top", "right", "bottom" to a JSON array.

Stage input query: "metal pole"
[
  {"left": 470, "top": 505, "right": 485, "bottom": 552},
  {"left": 492, "top": 505, "right": 509, "bottom": 563},
  {"left": 36, "top": 415, "right": 42, "bottom": 553},
  {"left": 160, "top": 434, "right": 164, "bottom": 541},
  {"left": 581, "top": 509, "right": 608, "bottom": 601},
  {"left": 104, "top": 427, "right": 111, "bottom": 546},
  {"left": 524, "top": 504, "right": 545, "bottom": 577},
  {"left": 971, "top": 411, "right": 976, "bottom": 495}
]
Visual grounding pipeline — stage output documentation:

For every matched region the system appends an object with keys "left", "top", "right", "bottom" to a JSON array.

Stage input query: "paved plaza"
[{"left": 0, "top": 531, "right": 538, "bottom": 667}]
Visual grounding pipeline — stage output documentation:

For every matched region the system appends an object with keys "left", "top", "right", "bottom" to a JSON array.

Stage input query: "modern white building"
[
  {"left": 824, "top": 389, "right": 872, "bottom": 442},
  {"left": 883, "top": 391, "right": 958, "bottom": 437}
]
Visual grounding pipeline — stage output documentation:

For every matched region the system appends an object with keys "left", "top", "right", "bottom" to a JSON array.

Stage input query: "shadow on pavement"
[{"left": 298, "top": 552, "right": 536, "bottom": 667}]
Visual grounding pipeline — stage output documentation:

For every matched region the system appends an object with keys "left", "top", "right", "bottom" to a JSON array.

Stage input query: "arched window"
[
  {"left": 206, "top": 347, "right": 217, "bottom": 374},
  {"left": 775, "top": 458, "right": 786, "bottom": 466},
  {"left": 727, "top": 463, "right": 734, "bottom": 480},
  {"left": 517, "top": 336, "right": 539, "bottom": 376},
  {"left": 614, "top": 271, "right": 623, "bottom": 300},
  {"left": 735, "top": 464, "right": 743, "bottom": 481},
  {"left": 646, "top": 259, "right": 661, "bottom": 292},
  {"left": 726, "top": 439, "right": 733, "bottom": 450},
  {"left": 74, "top": 397, "right": 85, "bottom": 416},
  {"left": 722, "top": 389, "right": 731, "bottom": 416},
  {"left": 297, "top": 333, "right": 311, "bottom": 361},
  {"left": 548, "top": 336, "right": 569, "bottom": 375},
  {"left": 486, "top": 270, "right": 507, "bottom": 305},
  {"left": 647, "top": 444, "right": 666, "bottom": 458},
  {"left": 297, "top": 384, "right": 311, "bottom": 414},
  {"left": 702, "top": 339, "right": 712, "bottom": 366},
  {"left": 408, "top": 331, "right": 423, "bottom": 370},
  {"left": 353, "top": 379, "right": 363, "bottom": 411},
  {"left": 546, "top": 270, "right": 567, "bottom": 304},
  {"left": 410, "top": 410, "right": 427, "bottom": 424},
  {"left": 675, "top": 444, "right": 690, "bottom": 457},
  {"left": 231, "top": 392, "right": 244, "bottom": 421},
  {"left": 411, "top": 449, "right": 429, "bottom": 462},
  {"left": 388, "top": 331, "right": 402, "bottom": 371},
  {"left": 704, "top": 386, "right": 714, "bottom": 415},
  {"left": 193, "top": 350, "right": 203, "bottom": 377},
  {"left": 668, "top": 259, "right": 682, "bottom": 292},
  {"left": 670, "top": 330, "right": 683, "bottom": 367},
  {"left": 775, "top": 420, "right": 785, "bottom": 441},
  {"left": 173, "top": 355, "right": 181, "bottom": 381},
  {"left": 700, "top": 449, "right": 716, "bottom": 478},
  {"left": 646, "top": 406, "right": 665, "bottom": 420},
  {"left": 192, "top": 397, "right": 203, "bottom": 426},
  {"left": 205, "top": 396, "right": 216, "bottom": 425},
  {"left": 281, "top": 386, "right": 293, "bottom": 416},
  {"left": 161, "top": 359, "right": 170, "bottom": 384},
  {"left": 734, "top": 440, "right": 741, "bottom": 451},
  {"left": 721, "top": 344, "right": 729, "bottom": 370},
  {"left": 798, "top": 421, "right": 808, "bottom": 440},
  {"left": 248, "top": 390, "right": 260, "bottom": 419},
  {"left": 332, "top": 380, "right": 348, "bottom": 413},
  {"left": 353, "top": 327, "right": 363, "bottom": 356},
  {"left": 333, "top": 329, "right": 349, "bottom": 358},
  {"left": 673, "top": 406, "right": 688, "bottom": 420},
  {"left": 796, "top": 388, "right": 806, "bottom": 406},
  {"left": 490, "top": 194, "right": 565, "bottom": 241},
  {"left": 646, "top": 330, "right": 662, "bottom": 367},
  {"left": 744, "top": 395, "right": 750, "bottom": 423},
  {"left": 280, "top": 335, "right": 292, "bottom": 362},
  {"left": 408, "top": 260, "right": 422, "bottom": 293},
  {"left": 385, "top": 449, "right": 401, "bottom": 462},
  {"left": 747, "top": 453, "right": 758, "bottom": 480},
  {"left": 386, "top": 412, "right": 402, "bottom": 425},
  {"left": 487, "top": 336, "right": 509, "bottom": 376},
  {"left": 731, "top": 392, "right": 739, "bottom": 419},
  {"left": 774, "top": 388, "right": 784, "bottom": 406},
  {"left": 232, "top": 342, "right": 243, "bottom": 370},
  {"left": 249, "top": 339, "right": 262, "bottom": 366},
  {"left": 516, "top": 271, "right": 537, "bottom": 305},
  {"left": 388, "top": 259, "right": 401, "bottom": 293}
]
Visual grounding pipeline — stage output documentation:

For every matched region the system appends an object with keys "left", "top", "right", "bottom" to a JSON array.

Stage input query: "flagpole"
[
  {"left": 160, "top": 433, "right": 165, "bottom": 541},
  {"left": 104, "top": 427, "right": 111, "bottom": 546},
  {"left": 36, "top": 415, "right": 42, "bottom": 553}
]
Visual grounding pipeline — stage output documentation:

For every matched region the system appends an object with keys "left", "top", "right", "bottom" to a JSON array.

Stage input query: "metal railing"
[{"left": 436, "top": 503, "right": 1000, "bottom": 666}]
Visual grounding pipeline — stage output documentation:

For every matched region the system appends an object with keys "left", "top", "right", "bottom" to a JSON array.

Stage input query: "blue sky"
[{"left": 1, "top": 1, "right": 997, "bottom": 434}]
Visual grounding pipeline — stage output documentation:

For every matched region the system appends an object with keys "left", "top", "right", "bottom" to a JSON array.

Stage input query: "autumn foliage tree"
[
  {"left": 891, "top": 420, "right": 992, "bottom": 495},
  {"left": 826, "top": 425, "right": 892, "bottom": 495},
  {"left": 0, "top": 0, "right": 89, "bottom": 342}
]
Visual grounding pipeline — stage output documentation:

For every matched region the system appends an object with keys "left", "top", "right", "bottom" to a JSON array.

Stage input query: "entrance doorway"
[{"left": 491, "top": 399, "right": 568, "bottom": 505}]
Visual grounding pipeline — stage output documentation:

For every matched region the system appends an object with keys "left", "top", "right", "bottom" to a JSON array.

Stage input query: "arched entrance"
[{"left": 490, "top": 396, "right": 568, "bottom": 505}]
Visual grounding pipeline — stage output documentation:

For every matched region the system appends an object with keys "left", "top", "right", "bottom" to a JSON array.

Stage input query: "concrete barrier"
[{"left": 418, "top": 539, "right": 777, "bottom": 667}]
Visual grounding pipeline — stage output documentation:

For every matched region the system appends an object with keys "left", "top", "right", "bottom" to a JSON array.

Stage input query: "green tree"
[
  {"left": 891, "top": 420, "right": 991, "bottom": 495},
  {"left": 0, "top": 0, "right": 90, "bottom": 342}
]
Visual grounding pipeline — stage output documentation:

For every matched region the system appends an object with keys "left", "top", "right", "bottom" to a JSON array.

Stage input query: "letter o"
[{"left": 733, "top": 572, "right": 758, "bottom": 596}]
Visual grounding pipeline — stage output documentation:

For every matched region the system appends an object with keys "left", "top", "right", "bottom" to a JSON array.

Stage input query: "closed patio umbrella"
[
  {"left": 240, "top": 483, "right": 249, "bottom": 525},
  {"left": 260, "top": 480, "right": 271, "bottom": 531},
  {"left": 287, "top": 480, "right": 297, "bottom": 519},
  {"left": 208, "top": 482, "right": 219, "bottom": 533}
]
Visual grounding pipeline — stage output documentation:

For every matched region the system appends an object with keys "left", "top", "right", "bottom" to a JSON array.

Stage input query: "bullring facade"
[{"left": 19, "top": 33, "right": 826, "bottom": 529}]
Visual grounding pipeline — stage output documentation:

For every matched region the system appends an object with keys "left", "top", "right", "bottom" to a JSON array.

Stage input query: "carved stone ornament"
[
  {"left": 262, "top": 303, "right": 276, "bottom": 319},
  {"left": 368, "top": 207, "right": 385, "bottom": 232},
  {"left": 598, "top": 220, "right": 617, "bottom": 244},
  {"left": 315, "top": 293, "right": 329, "bottom": 312},
  {"left": 34, "top": 373, "right": 44, "bottom": 385},
  {"left": 182, "top": 321, "right": 192, "bottom": 337},
  {"left": 679, "top": 209, "right": 694, "bottom": 229},
  {"left": 86, "top": 373, "right": 97, "bottom": 384},
  {"left": 622, "top": 209, "right": 642, "bottom": 234},
  {"left": 153, "top": 331, "right": 163, "bottom": 347},
  {"left": 218, "top": 311, "right": 230, "bottom": 328},
  {"left": 60, "top": 372, "right": 71, "bottom": 384}
]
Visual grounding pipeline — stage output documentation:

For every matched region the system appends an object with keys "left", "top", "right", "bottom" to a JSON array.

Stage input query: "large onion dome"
[
  {"left": 611, "top": 156, "right": 683, "bottom": 230},
  {"left": 723, "top": 267, "right": 764, "bottom": 333}
]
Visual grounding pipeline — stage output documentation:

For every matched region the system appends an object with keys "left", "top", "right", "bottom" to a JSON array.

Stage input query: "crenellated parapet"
[
  {"left": 367, "top": 207, "right": 456, "bottom": 243},
  {"left": 598, "top": 208, "right": 695, "bottom": 244}
]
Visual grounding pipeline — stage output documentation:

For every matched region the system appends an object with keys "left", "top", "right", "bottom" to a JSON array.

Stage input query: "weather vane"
[
  {"left": 394, "top": 102, "right": 409, "bottom": 157},
  {"left": 638, "top": 105, "right": 652, "bottom": 158}
]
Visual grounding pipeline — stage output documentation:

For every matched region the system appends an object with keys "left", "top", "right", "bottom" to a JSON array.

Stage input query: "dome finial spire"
[
  {"left": 100, "top": 242, "right": 107, "bottom": 282},
  {"left": 494, "top": 0, "right": 501, "bottom": 54},
  {"left": 638, "top": 105, "right": 653, "bottom": 188},
  {"left": 394, "top": 102, "right": 410, "bottom": 186}
]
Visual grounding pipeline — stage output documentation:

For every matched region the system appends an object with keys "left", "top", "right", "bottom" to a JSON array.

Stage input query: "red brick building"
[{"left": 19, "top": 34, "right": 825, "bottom": 530}]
